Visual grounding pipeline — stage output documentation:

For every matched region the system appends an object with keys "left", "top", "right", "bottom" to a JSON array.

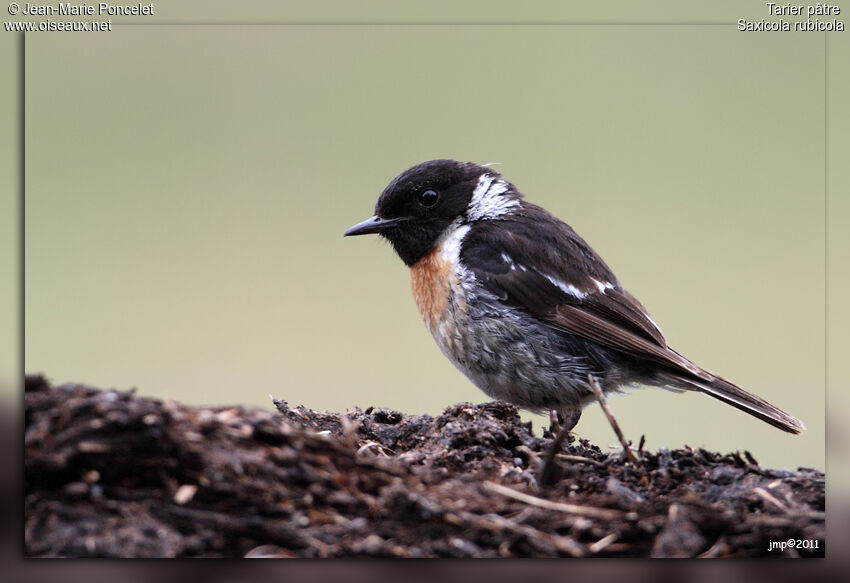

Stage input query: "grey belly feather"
[{"left": 431, "top": 283, "right": 635, "bottom": 417}]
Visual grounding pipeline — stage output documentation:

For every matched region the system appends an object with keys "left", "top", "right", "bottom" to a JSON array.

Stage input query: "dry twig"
[
  {"left": 556, "top": 454, "right": 601, "bottom": 466},
  {"left": 482, "top": 481, "right": 624, "bottom": 520}
]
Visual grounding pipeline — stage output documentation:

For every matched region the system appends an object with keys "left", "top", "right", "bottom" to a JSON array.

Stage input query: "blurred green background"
[{"left": 20, "top": 18, "right": 833, "bottom": 471}]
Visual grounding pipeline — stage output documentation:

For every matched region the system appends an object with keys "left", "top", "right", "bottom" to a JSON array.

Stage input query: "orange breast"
[{"left": 410, "top": 246, "right": 452, "bottom": 333}]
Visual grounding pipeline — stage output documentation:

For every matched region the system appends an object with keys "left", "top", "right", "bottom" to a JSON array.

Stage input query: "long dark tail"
[{"left": 672, "top": 373, "right": 805, "bottom": 434}]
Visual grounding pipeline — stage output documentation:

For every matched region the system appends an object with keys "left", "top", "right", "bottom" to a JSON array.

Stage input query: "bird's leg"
[
  {"left": 538, "top": 408, "right": 581, "bottom": 488},
  {"left": 548, "top": 410, "right": 564, "bottom": 435},
  {"left": 588, "top": 374, "right": 637, "bottom": 463}
]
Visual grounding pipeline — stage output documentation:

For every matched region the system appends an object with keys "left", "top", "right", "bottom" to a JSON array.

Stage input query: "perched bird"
[{"left": 344, "top": 159, "right": 804, "bottom": 434}]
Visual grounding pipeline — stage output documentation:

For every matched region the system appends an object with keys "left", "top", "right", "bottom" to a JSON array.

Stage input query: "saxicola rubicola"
[{"left": 345, "top": 160, "right": 804, "bottom": 434}]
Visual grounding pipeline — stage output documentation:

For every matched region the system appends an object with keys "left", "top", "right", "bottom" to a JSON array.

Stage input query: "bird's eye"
[{"left": 418, "top": 189, "right": 439, "bottom": 207}]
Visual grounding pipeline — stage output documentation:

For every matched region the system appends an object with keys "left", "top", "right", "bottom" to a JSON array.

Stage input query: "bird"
[{"left": 344, "top": 159, "right": 804, "bottom": 435}]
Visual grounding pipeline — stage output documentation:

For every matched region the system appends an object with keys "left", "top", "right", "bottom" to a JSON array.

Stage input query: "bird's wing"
[{"left": 460, "top": 205, "right": 710, "bottom": 381}]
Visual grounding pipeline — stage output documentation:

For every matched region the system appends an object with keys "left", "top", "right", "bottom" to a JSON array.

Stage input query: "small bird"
[{"left": 344, "top": 159, "right": 804, "bottom": 435}]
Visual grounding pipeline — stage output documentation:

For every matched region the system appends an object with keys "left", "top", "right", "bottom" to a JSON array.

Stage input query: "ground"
[{"left": 24, "top": 375, "right": 824, "bottom": 558}]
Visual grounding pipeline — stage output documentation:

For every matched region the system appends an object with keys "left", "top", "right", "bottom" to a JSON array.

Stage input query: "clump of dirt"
[{"left": 24, "top": 375, "right": 824, "bottom": 557}]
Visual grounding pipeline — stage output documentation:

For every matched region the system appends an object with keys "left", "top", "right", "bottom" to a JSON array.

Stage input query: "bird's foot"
[{"left": 539, "top": 408, "right": 581, "bottom": 488}]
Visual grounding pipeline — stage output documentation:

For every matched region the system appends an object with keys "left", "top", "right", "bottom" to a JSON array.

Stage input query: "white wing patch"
[
  {"left": 499, "top": 252, "right": 526, "bottom": 272},
  {"left": 467, "top": 173, "right": 519, "bottom": 221},
  {"left": 592, "top": 278, "right": 615, "bottom": 293},
  {"left": 497, "top": 252, "right": 615, "bottom": 301},
  {"left": 500, "top": 252, "right": 589, "bottom": 297},
  {"left": 542, "top": 274, "right": 588, "bottom": 299}
]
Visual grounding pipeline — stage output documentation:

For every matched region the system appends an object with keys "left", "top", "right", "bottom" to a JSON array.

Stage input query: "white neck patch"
[
  {"left": 436, "top": 218, "right": 471, "bottom": 265},
  {"left": 467, "top": 173, "right": 519, "bottom": 221}
]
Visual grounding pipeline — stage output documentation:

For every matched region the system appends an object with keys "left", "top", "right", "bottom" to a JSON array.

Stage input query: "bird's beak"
[{"left": 344, "top": 215, "right": 410, "bottom": 237}]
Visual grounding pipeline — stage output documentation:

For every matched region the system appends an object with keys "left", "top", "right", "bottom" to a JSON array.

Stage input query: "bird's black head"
[{"left": 344, "top": 159, "right": 519, "bottom": 266}]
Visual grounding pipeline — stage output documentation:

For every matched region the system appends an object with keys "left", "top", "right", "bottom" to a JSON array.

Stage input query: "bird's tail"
[{"left": 667, "top": 372, "right": 805, "bottom": 434}]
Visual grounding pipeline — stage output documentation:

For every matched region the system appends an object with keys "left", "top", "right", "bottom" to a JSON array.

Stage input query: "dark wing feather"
[
  {"left": 572, "top": 287, "right": 667, "bottom": 347},
  {"left": 461, "top": 205, "right": 708, "bottom": 381},
  {"left": 546, "top": 304, "right": 709, "bottom": 380}
]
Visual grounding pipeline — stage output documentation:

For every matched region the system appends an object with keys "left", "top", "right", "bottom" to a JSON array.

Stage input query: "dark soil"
[{"left": 24, "top": 375, "right": 824, "bottom": 558}]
